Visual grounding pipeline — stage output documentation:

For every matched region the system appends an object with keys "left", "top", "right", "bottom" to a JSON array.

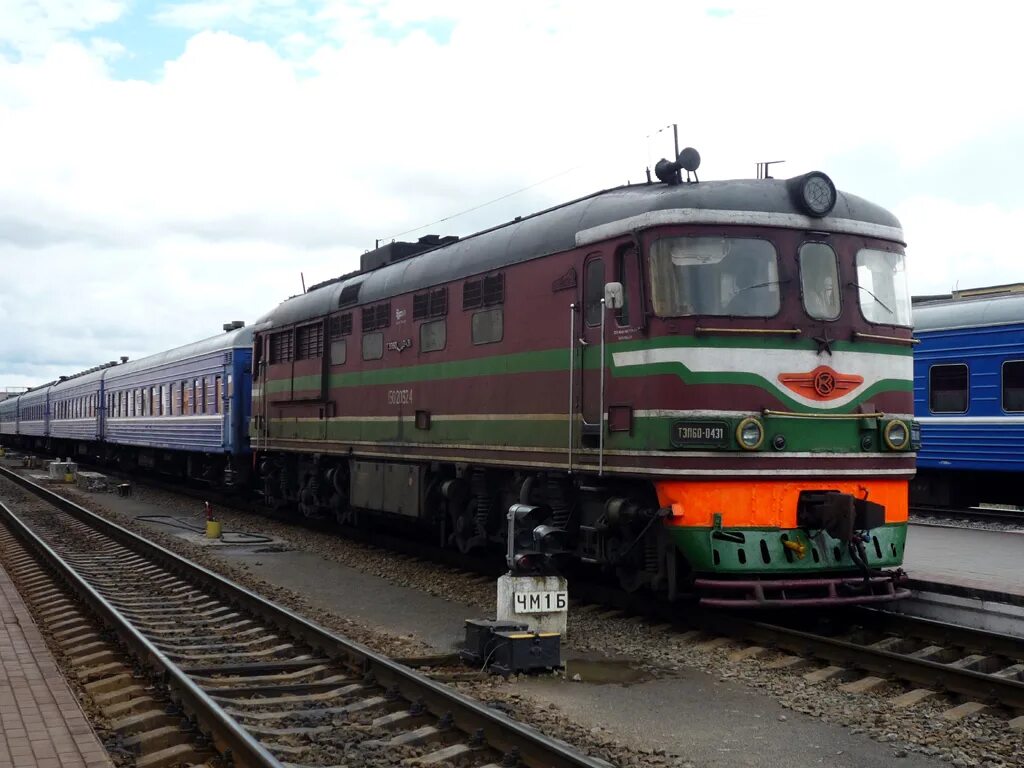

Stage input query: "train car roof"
[
  {"left": 914, "top": 292, "right": 1024, "bottom": 332},
  {"left": 18, "top": 383, "right": 55, "bottom": 404},
  {"left": 103, "top": 326, "right": 254, "bottom": 382},
  {"left": 50, "top": 366, "right": 113, "bottom": 394},
  {"left": 255, "top": 176, "right": 903, "bottom": 330}
]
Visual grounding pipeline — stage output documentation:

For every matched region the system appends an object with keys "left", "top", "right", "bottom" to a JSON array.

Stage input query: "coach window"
[
  {"left": 929, "top": 364, "right": 968, "bottom": 413},
  {"left": 362, "top": 332, "right": 383, "bottom": 361},
  {"left": 214, "top": 376, "right": 222, "bottom": 414},
  {"left": 421, "top": 319, "right": 446, "bottom": 352},
  {"left": 649, "top": 237, "right": 781, "bottom": 317},
  {"left": 799, "top": 242, "right": 840, "bottom": 320},
  {"left": 585, "top": 258, "right": 605, "bottom": 326},
  {"left": 1002, "top": 361, "right": 1024, "bottom": 412}
]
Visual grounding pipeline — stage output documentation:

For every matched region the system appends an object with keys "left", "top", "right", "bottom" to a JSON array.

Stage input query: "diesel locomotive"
[{"left": 249, "top": 153, "right": 918, "bottom": 607}]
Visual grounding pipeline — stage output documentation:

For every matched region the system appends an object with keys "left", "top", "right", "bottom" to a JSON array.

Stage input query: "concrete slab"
[
  {"left": 217, "top": 548, "right": 479, "bottom": 652},
  {"left": 905, "top": 524, "right": 1024, "bottom": 598},
  {"left": 940, "top": 701, "right": 987, "bottom": 721},
  {"left": 838, "top": 675, "right": 887, "bottom": 693},
  {"left": 514, "top": 672, "right": 943, "bottom": 768},
  {"left": 803, "top": 665, "right": 847, "bottom": 683}
]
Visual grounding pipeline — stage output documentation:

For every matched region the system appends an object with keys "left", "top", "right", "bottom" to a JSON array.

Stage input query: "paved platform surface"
[
  {"left": 905, "top": 523, "right": 1024, "bottom": 598},
  {"left": 0, "top": 565, "right": 112, "bottom": 768}
]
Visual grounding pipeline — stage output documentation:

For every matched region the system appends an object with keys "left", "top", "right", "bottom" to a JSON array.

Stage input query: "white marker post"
[{"left": 499, "top": 503, "right": 569, "bottom": 638}]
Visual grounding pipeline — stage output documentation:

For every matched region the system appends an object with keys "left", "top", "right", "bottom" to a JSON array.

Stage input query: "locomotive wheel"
[{"left": 450, "top": 500, "right": 486, "bottom": 554}]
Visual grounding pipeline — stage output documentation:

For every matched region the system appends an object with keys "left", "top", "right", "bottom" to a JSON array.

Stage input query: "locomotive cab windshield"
[{"left": 649, "top": 236, "right": 782, "bottom": 317}]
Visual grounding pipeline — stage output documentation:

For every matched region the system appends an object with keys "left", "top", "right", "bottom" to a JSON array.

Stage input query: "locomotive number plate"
[
  {"left": 670, "top": 420, "right": 729, "bottom": 448},
  {"left": 513, "top": 590, "right": 568, "bottom": 614}
]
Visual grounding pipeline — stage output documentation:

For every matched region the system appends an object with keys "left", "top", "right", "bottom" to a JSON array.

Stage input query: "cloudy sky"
[{"left": 1, "top": 0, "right": 1022, "bottom": 389}]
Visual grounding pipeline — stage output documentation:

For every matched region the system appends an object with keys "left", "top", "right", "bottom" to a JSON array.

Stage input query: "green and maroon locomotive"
[{"left": 251, "top": 152, "right": 916, "bottom": 607}]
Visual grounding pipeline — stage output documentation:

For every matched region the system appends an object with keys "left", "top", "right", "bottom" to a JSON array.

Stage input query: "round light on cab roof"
[{"left": 788, "top": 171, "right": 837, "bottom": 218}]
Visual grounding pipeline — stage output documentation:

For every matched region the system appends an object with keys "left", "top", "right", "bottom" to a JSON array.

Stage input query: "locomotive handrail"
[
  {"left": 695, "top": 326, "right": 802, "bottom": 335},
  {"left": 762, "top": 409, "right": 886, "bottom": 419},
  {"left": 853, "top": 331, "right": 920, "bottom": 345},
  {"left": 568, "top": 302, "right": 576, "bottom": 474}
]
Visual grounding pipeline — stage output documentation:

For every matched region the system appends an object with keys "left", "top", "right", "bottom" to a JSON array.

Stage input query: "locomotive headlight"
[
  {"left": 736, "top": 418, "right": 765, "bottom": 450},
  {"left": 787, "top": 171, "right": 837, "bottom": 217},
  {"left": 883, "top": 420, "right": 909, "bottom": 450}
]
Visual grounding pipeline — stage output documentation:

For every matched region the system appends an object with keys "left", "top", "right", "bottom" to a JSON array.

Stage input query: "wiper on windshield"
[
  {"left": 730, "top": 278, "right": 792, "bottom": 297},
  {"left": 849, "top": 281, "right": 893, "bottom": 315}
]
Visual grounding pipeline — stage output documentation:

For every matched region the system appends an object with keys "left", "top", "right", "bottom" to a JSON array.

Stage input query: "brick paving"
[{"left": 0, "top": 564, "right": 112, "bottom": 768}]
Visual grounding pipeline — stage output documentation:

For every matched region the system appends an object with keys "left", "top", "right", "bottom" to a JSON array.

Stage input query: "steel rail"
[
  {"left": 0, "top": 465, "right": 612, "bottom": 768},
  {"left": 910, "top": 504, "right": 1024, "bottom": 524},
  {"left": 0, "top": 499, "right": 284, "bottom": 768},
  {"left": 698, "top": 613, "right": 1024, "bottom": 710}
]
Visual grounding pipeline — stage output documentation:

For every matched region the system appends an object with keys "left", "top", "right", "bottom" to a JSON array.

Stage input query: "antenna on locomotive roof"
[
  {"left": 301, "top": 272, "right": 306, "bottom": 293},
  {"left": 757, "top": 160, "right": 785, "bottom": 179}
]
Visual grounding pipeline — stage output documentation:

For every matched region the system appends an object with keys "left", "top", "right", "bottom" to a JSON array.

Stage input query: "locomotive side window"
[
  {"left": 296, "top": 323, "right": 324, "bottom": 360},
  {"left": 362, "top": 331, "right": 383, "bottom": 360},
  {"left": 649, "top": 237, "right": 780, "bottom": 317},
  {"left": 420, "top": 319, "right": 446, "bottom": 352},
  {"left": 1002, "top": 361, "right": 1024, "bottom": 412},
  {"left": 472, "top": 308, "right": 503, "bottom": 345},
  {"left": 269, "top": 331, "right": 294, "bottom": 363},
  {"left": 799, "top": 243, "right": 840, "bottom": 320},
  {"left": 855, "top": 249, "right": 912, "bottom": 326},
  {"left": 329, "top": 312, "right": 352, "bottom": 366},
  {"left": 331, "top": 339, "right": 347, "bottom": 365},
  {"left": 585, "top": 258, "right": 605, "bottom": 326},
  {"left": 929, "top": 364, "right": 968, "bottom": 413}
]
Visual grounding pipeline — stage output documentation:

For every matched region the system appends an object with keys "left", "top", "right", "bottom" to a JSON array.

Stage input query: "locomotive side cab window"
[
  {"left": 799, "top": 242, "right": 841, "bottom": 320},
  {"left": 649, "top": 237, "right": 781, "bottom": 317},
  {"left": 929, "top": 364, "right": 968, "bottom": 413},
  {"left": 855, "top": 249, "right": 912, "bottom": 326},
  {"left": 1002, "top": 361, "right": 1024, "bottom": 412}
]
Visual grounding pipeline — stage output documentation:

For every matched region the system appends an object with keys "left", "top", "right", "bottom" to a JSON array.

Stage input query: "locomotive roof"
[
  {"left": 255, "top": 176, "right": 904, "bottom": 330},
  {"left": 913, "top": 292, "right": 1024, "bottom": 332}
]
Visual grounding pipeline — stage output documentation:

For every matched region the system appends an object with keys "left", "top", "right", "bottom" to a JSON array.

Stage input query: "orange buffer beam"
[{"left": 655, "top": 479, "right": 908, "bottom": 529}]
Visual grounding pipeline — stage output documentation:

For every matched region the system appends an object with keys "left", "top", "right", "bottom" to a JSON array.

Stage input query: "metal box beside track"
[{"left": 460, "top": 618, "right": 561, "bottom": 676}]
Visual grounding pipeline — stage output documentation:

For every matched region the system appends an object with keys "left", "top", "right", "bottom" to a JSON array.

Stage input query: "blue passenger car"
[
  {"left": 49, "top": 368, "right": 106, "bottom": 445},
  {"left": 912, "top": 287, "right": 1024, "bottom": 507},
  {"left": 0, "top": 395, "right": 17, "bottom": 438},
  {"left": 15, "top": 383, "right": 54, "bottom": 445},
  {"left": 100, "top": 327, "right": 253, "bottom": 483}
]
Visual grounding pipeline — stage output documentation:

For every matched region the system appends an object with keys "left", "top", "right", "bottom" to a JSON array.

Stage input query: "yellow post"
[{"left": 206, "top": 520, "right": 222, "bottom": 539}]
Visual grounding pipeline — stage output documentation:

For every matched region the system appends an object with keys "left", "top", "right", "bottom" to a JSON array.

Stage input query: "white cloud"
[
  {"left": 0, "top": 0, "right": 1023, "bottom": 384},
  {"left": 898, "top": 197, "right": 1024, "bottom": 296}
]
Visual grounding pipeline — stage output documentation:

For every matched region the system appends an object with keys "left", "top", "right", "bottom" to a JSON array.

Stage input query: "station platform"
[
  {"left": 904, "top": 523, "right": 1024, "bottom": 599},
  {"left": 0, "top": 566, "right": 112, "bottom": 768}
]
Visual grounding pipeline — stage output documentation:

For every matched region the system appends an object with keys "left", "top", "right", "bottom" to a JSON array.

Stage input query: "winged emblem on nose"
[{"left": 778, "top": 365, "right": 864, "bottom": 401}]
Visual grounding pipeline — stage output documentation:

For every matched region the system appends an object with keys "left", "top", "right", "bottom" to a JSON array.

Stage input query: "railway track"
[
  {"left": 4, "top": 456, "right": 1023, "bottom": 739},
  {"left": 910, "top": 504, "right": 1024, "bottom": 525},
  {"left": 698, "top": 609, "right": 1024, "bottom": 715},
  {"left": 0, "top": 466, "right": 612, "bottom": 768}
]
